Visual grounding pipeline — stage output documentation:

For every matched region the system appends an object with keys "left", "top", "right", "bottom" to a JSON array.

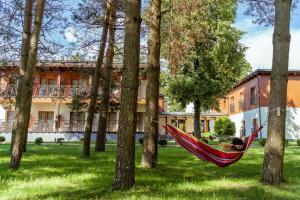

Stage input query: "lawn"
[{"left": 0, "top": 143, "right": 299, "bottom": 200}]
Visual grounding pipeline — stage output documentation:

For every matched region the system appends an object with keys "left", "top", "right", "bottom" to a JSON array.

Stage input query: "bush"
[
  {"left": 297, "top": 139, "right": 300, "bottom": 146},
  {"left": 200, "top": 138, "right": 209, "bottom": 144},
  {"left": 35, "top": 137, "right": 43, "bottom": 145},
  {"left": 56, "top": 138, "right": 65, "bottom": 145},
  {"left": 80, "top": 138, "right": 84, "bottom": 142},
  {"left": 0, "top": 136, "right": 5, "bottom": 144},
  {"left": 138, "top": 138, "right": 144, "bottom": 145},
  {"left": 285, "top": 139, "right": 289, "bottom": 147},
  {"left": 201, "top": 132, "right": 216, "bottom": 141},
  {"left": 259, "top": 138, "right": 266, "bottom": 146},
  {"left": 214, "top": 117, "right": 236, "bottom": 138},
  {"left": 158, "top": 139, "right": 167, "bottom": 147}
]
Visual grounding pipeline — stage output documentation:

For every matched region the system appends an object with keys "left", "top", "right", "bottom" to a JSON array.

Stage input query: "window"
[
  {"left": 107, "top": 112, "right": 117, "bottom": 132},
  {"left": 39, "top": 79, "right": 55, "bottom": 97},
  {"left": 6, "top": 111, "right": 14, "bottom": 122},
  {"left": 38, "top": 111, "right": 54, "bottom": 131},
  {"left": 70, "top": 112, "right": 85, "bottom": 131},
  {"left": 178, "top": 119, "right": 186, "bottom": 132},
  {"left": 229, "top": 96, "right": 235, "bottom": 113},
  {"left": 239, "top": 92, "right": 244, "bottom": 110},
  {"left": 250, "top": 87, "right": 257, "bottom": 105}
]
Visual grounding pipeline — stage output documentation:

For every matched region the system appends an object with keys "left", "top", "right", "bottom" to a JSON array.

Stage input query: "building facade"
[
  {"left": 0, "top": 62, "right": 154, "bottom": 141},
  {"left": 0, "top": 61, "right": 224, "bottom": 142},
  {"left": 220, "top": 69, "right": 300, "bottom": 140}
]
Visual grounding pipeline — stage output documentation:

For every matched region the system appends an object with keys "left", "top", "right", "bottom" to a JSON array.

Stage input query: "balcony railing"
[
  {"left": 0, "top": 119, "right": 144, "bottom": 133},
  {"left": 0, "top": 84, "right": 145, "bottom": 99}
]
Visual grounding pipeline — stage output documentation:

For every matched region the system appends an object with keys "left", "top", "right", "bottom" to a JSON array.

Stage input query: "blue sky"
[
  {"left": 235, "top": 4, "right": 300, "bottom": 71},
  {"left": 61, "top": 1, "right": 300, "bottom": 71}
]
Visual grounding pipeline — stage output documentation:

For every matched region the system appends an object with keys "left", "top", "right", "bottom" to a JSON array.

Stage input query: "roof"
[
  {"left": 232, "top": 69, "right": 300, "bottom": 89},
  {"left": 159, "top": 111, "right": 224, "bottom": 117},
  {"left": 0, "top": 61, "right": 148, "bottom": 69}
]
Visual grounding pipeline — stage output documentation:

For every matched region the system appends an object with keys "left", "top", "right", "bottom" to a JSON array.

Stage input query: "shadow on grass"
[{"left": 0, "top": 144, "right": 299, "bottom": 199}]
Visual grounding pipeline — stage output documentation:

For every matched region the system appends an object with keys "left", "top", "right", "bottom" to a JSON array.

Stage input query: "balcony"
[
  {"left": 0, "top": 84, "right": 145, "bottom": 99},
  {"left": 0, "top": 119, "right": 145, "bottom": 133}
]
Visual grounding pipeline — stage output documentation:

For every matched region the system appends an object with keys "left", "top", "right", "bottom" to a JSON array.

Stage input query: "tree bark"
[
  {"left": 262, "top": 0, "right": 291, "bottom": 185},
  {"left": 114, "top": 0, "right": 141, "bottom": 190},
  {"left": 9, "top": 0, "right": 45, "bottom": 170},
  {"left": 95, "top": 0, "right": 116, "bottom": 152},
  {"left": 194, "top": 99, "right": 201, "bottom": 138},
  {"left": 141, "top": 0, "right": 161, "bottom": 169},
  {"left": 83, "top": 0, "right": 111, "bottom": 158},
  {"left": 10, "top": 0, "right": 33, "bottom": 154}
]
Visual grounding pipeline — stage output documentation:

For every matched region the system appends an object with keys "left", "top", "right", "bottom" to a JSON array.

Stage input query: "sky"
[
  {"left": 61, "top": 1, "right": 300, "bottom": 72},
  {"left": 235, "top": 4, "right": 300, "bottom": 71}
]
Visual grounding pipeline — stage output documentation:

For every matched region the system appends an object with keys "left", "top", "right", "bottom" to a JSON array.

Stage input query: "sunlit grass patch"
[{"left": 0, "top": 143, "right": 299, "bottom": 199}]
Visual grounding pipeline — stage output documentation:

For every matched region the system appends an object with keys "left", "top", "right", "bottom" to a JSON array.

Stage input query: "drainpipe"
[{"left": 257, "top": 74, "right": 262, "bottom": 138}]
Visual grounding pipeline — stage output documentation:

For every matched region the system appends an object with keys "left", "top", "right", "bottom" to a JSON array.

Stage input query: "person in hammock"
[{"left": 219, "top": 137, "right": 245, "bottom": 151}]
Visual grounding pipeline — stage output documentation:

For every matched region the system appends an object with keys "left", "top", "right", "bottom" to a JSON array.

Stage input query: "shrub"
[
  {"left": 285, "top": 139, "right": 289, "bottom": 147},
  {"left": 158, "top": 139, "right": 167, "bottom": 147},
  {"left": 200, "top": 138, "right": 209, "bottom": 144},
  {"left": 80, "top": 138, "right": 84, "bottom": 142},
  {"left": 35, "top": 137, "right": 43, "bottom": 145},
  {"left": 0, "top": 136, "right": 5, "bottom": 144},
  {"left": 56, "top": 138, "right": 65, "bottom": 145},
  {"left": 259, "top": 138, "right": 266, "bottom": 146},
  {"left": 201, "top": 132, "right": 216, "bottom": 141},
  {"left": 297, "top": 139, "right": 300, "bottom": 146},
  {"left": 214, "top": 117, "right": 236, "bottom": 138},
  {"left": 138, "top": 138, "right": 144, "bottom": 145}
]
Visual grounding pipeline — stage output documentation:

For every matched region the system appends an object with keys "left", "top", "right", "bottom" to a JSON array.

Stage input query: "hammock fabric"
[{"left": 163, "top": 124, "right": 263, "bottom": 167}]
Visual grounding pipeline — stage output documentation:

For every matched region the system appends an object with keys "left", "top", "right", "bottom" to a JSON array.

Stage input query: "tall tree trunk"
[
  {"left": 194, "top": 99, "right": 201, "bottom": 138},
  {"left": 9, "top": 0, "right": 45, "bottom": 170},
  {"left": 114, "top": 0, "right": 141, "bottom": 190},
  {"left": 95, "top": 0, "right": 116, "bottom": 152},
  {"left": 141, "top": 0, "right": 161, "bottom": 169},
  {"left": 262, "top": 0, "right": 291, "bottom": 185},
  {"left": 83, "top": 0, "right": 111, "bottom": 158},
  {"left": 22, "top": 133, "right": 28, "bottom": 152},
  {"left": 10, "top": 0, "right": 33, "bottom": 154}
]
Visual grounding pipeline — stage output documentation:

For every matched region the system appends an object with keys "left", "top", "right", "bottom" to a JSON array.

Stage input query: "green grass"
[{"left": 0, "top": 143, "right": 299, "bottom": 200}]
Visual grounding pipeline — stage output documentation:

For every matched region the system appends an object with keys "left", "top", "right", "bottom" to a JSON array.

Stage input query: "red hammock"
[{"left": 163, "top": 124, "right": 263, "bottom": 167}]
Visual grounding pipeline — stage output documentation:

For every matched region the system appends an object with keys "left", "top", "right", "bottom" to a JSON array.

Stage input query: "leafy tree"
[
  {"left": 166, "top": 1, "right": 250, "bottom": 138},
  {"left": 214, "top": 117, "right": 236, "bottom": 138}
]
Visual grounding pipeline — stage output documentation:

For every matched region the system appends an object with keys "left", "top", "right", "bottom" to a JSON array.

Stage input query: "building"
[
  {"left": 0, "top": 61, "right": 155, "bottom": 141},
  {"left": 220, "top": 69, "right": 300, "bottom": 140},
  {"left": 0, "top": 61, "right": 224, "bottom": 142},
  {"left": 158, "top": 111, "right": 223, "bottom": 135}
]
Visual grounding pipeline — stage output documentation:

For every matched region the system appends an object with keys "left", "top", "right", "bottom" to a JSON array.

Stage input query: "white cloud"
[
  {"left": 64, "top": 27, "right": 77, "bottom": 43},
  {"left": 241, "top": 28, "right": 300, "bottom": 71}
]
